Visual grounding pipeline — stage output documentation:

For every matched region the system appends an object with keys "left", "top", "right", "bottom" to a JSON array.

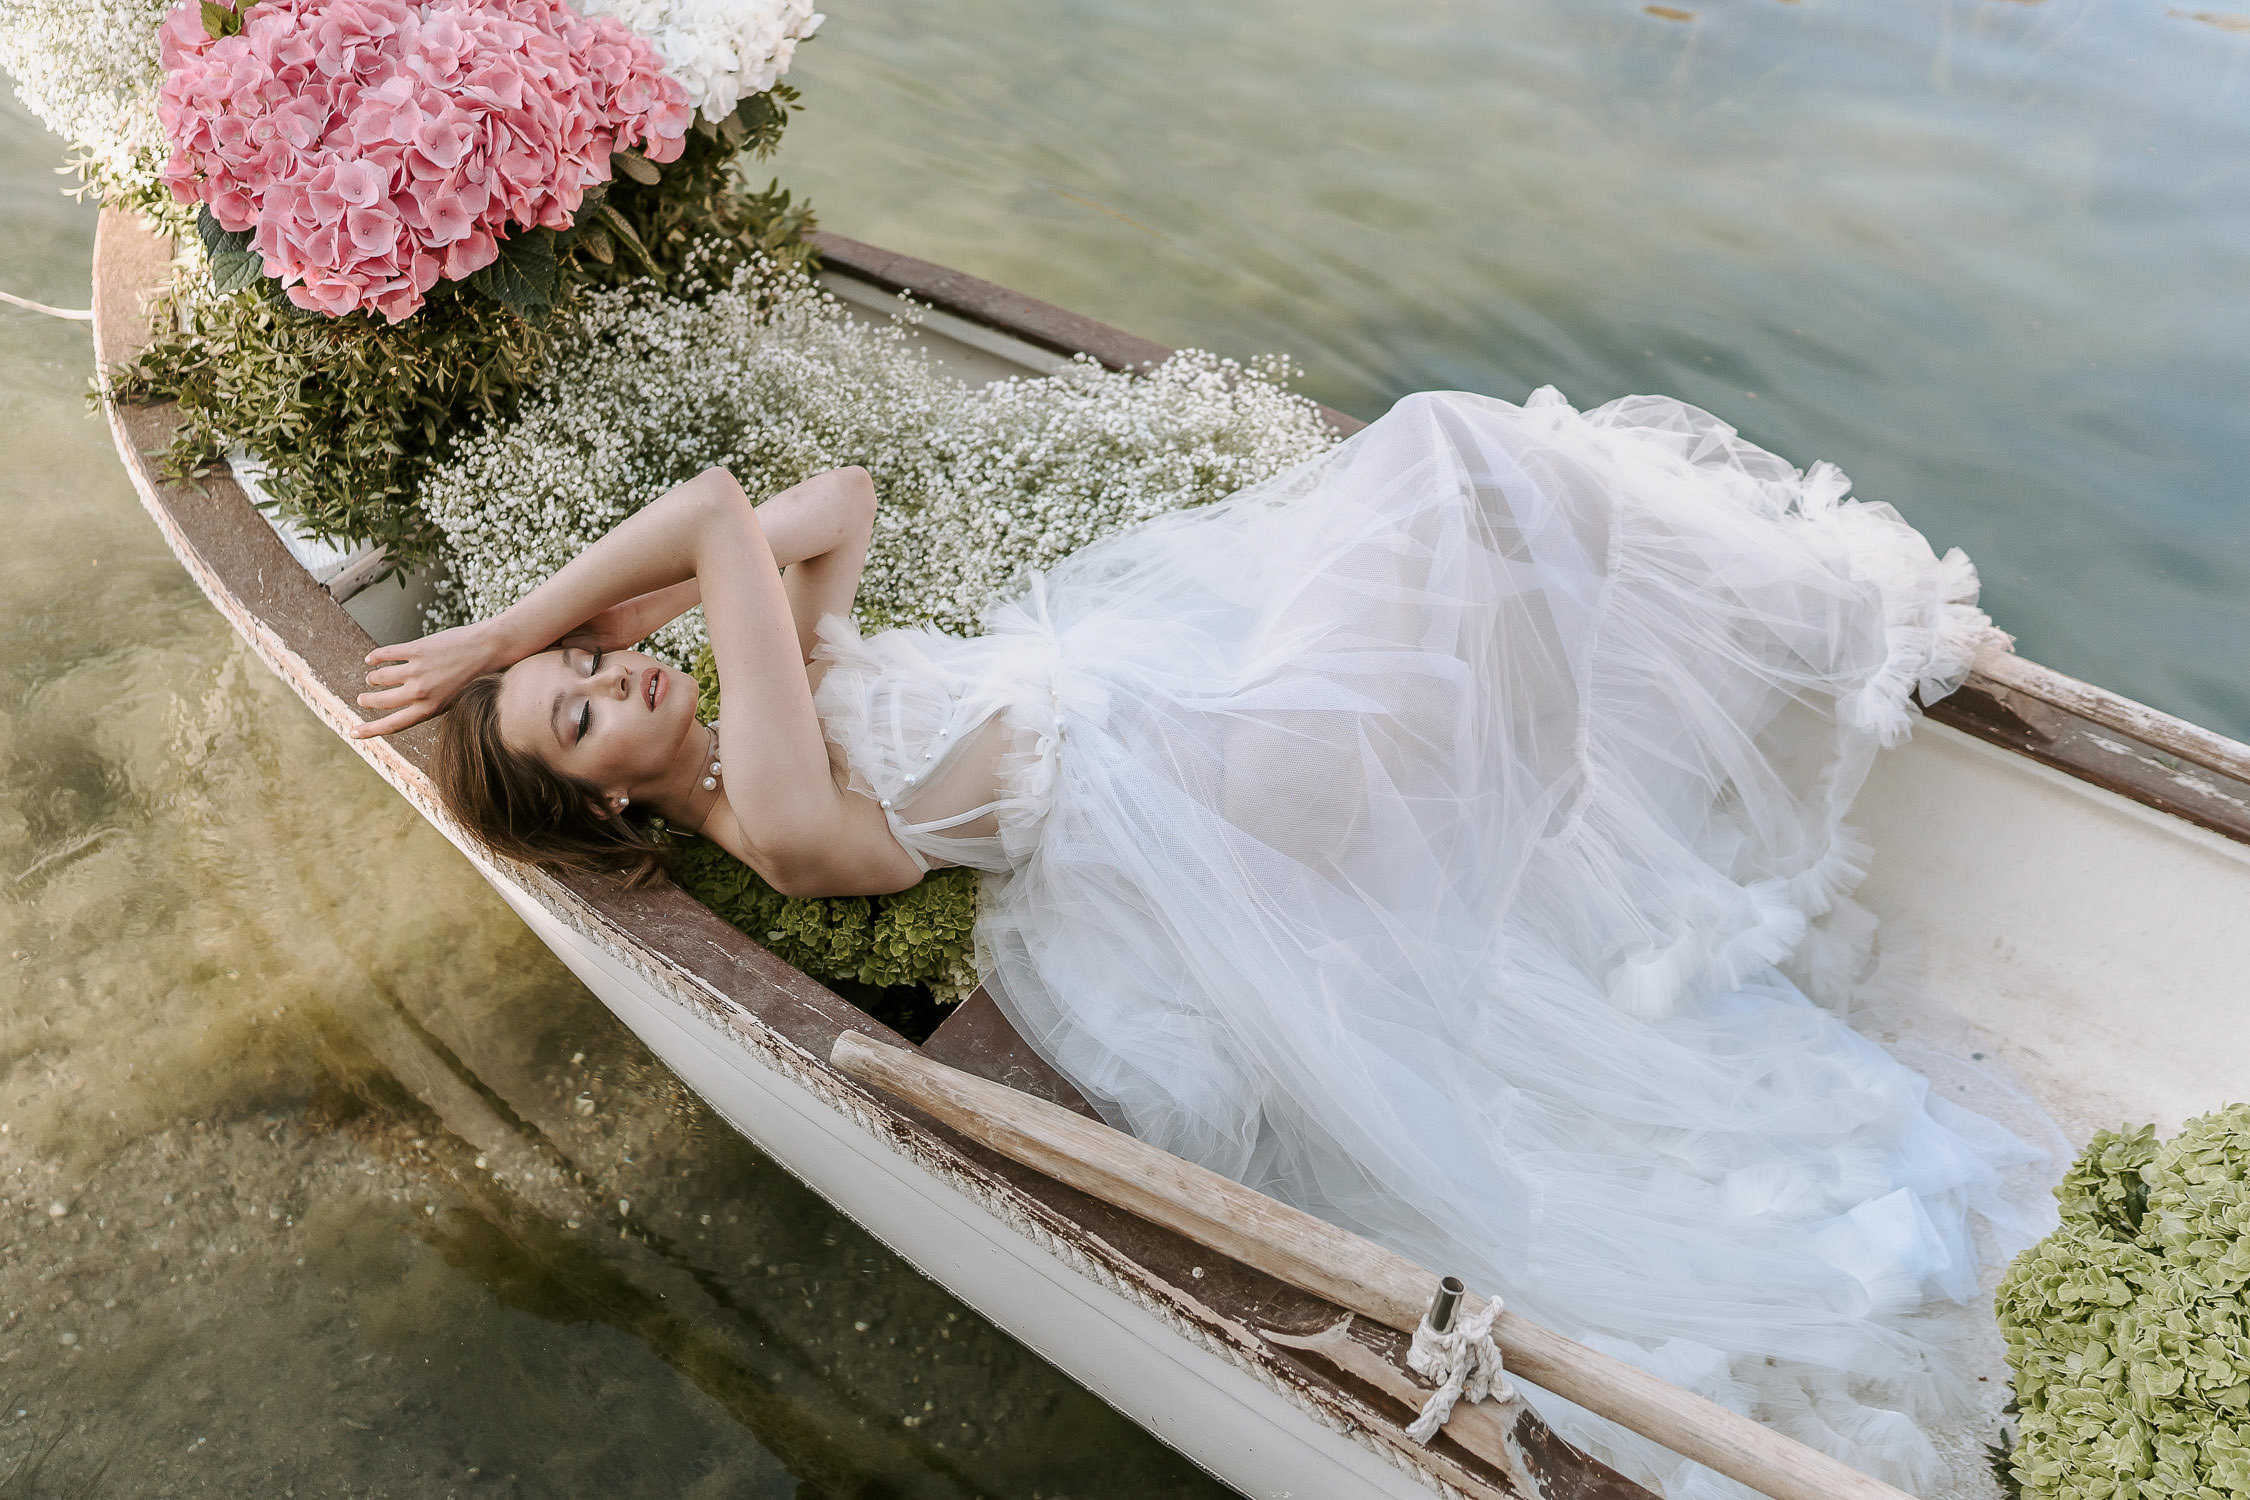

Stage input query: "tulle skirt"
[{"left": 812, "top": 388, "right": 2055, "bottom": 1497}]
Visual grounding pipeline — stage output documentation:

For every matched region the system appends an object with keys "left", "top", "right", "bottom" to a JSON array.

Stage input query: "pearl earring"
[
  {"left": 701, "top": 723, "right": 723, "bottom": 792},
  {"left": 618, "top": 796, "right": 630, "bottom": 810}
]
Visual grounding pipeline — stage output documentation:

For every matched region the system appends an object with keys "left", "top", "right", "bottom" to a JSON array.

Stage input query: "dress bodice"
[{"left": 810, "top": 591, "right": 1073, "bottom": 875}]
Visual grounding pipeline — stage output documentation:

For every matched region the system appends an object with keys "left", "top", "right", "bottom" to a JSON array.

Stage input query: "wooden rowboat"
[{"left": 92, "top": 206, "right": 2250, "bottom": 1500}]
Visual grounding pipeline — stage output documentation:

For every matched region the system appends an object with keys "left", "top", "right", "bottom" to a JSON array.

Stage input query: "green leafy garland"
[
  {"left": 1994, "top": 1104, "right": 2250, "bottom": 1498},
  {"left": 109, "top": 92, "right": 813, "bottom": 578},
  {"left": 673, "top": 647, "right": 982, "bottom": 1006}
]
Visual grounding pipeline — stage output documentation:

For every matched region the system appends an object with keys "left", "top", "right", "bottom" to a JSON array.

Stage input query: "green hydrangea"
[
  {"left": 1996, "top": 1105, "right": 2250, "bottom": 1499},
  {"left": 666, "top": 648, "right": 981, "bottom": 1005},
  {"left": 2056, "top": 1123, "right": 2162, "bottom": 1239}
]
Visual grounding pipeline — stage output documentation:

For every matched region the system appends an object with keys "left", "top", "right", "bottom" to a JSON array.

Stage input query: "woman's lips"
[{"left": 643, "top": 667, "right": 665, "bottom": 711}]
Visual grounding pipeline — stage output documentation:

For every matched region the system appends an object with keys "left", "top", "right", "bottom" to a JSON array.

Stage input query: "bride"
[{"left": 357, "top": 387, "right": 2051, "bottom": 1498}]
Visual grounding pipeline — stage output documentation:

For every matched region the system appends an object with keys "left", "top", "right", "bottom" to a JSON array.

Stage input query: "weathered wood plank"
[
  {"left": 833, "top": 1033, "right": 1912, "bottom": 1500},
  {"left": 807, "top": 230, "right": 1369, "bottom": 439},
  {"left": 923, "top": 987, "right": 1098, "bottom": 1117},
  {"left": 1925, "top": 673, "right": 2250, "bottom": 846}
]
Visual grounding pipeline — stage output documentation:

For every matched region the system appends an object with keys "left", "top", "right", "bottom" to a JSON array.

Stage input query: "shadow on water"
[
  {"left": 0, "top": 581, "right": 1226, "bottom": 1496},
  {"left": 0, "top": 1397, "right": 115, "bottom": 1500}
]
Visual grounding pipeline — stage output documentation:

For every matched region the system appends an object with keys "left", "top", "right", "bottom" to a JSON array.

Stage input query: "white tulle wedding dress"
[{"left": 810, "top": 388, "right": 2054, "bottom": 1497}]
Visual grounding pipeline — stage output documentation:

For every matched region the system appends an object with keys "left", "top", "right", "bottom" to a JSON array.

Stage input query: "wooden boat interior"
[{"left": 90, "top": 207, "right": 2250, "bottom": 1499}]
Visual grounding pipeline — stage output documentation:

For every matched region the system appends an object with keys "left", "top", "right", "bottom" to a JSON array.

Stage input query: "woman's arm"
[
  {"left": 689, "top": 475, "right": 923, "bottom": 897},
  {"left": 353, "top": 469, "right": 742, "bottom": 737},
  {"left": 478, "top": 466, "right": 874, "bottom": 665},
  {"left": 772, "top": 466, "right": 876, "bottom": 664},
  {"left": 563, "top": 468, "right": 874, "bottom": 657},
  {"left": 354, "top": 465, "right": 918, "bottom": 896},
  {"left": 355, "top": 466, "right": 878, "bottom": 736}
]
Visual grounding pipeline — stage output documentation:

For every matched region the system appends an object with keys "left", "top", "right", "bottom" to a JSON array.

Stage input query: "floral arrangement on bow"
[
  {"left": 0, "top": 0, "right": 822, "bottom": 206},
  {"left": 94, "top": 0, "right": 819, "bottom": 572},
  {"left": 154, "top": 0, "right": 692, "bottom": 321}
]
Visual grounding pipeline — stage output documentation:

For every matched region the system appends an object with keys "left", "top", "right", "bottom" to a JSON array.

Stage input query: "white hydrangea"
[
  {"left": 575, "top": 0, "right": 822, "bottom": 123},
  {"left": 0, "top": 0, "right": 171, "bottom": 190},
  {"left": 421, "top": 257, "right": 1340, "bottom": 664}
]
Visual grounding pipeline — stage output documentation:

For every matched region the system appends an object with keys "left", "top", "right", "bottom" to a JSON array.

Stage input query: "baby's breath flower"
[
  {"left": 421, "top": 256, "right": 1340, "bottom": 661},
  {"left": 0, "top": 0, "right": 172, "bottom": 194},
  {"left": 419, "top": 255, "right": 1338, "bottom": 1002}
]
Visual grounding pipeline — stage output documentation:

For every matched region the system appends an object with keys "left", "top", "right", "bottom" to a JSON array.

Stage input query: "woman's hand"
[
  {"left": 557, "top": 581, "right": 703, "bottom": 656},
  {"left": 354, "top": 623, "right": 502, "bottom": 738},
  {"left": 554, "top": 608, "right": 636, "bottom": 656}
]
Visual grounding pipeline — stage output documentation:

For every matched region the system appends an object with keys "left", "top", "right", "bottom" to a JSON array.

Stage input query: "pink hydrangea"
[{"left": 157, "top": 0, "right": 691, "bottom": 321}]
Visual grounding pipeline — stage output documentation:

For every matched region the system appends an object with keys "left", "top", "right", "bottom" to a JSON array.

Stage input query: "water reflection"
[
  {"left": 0, "top": 93, "right": 1225, "bottom": 1500},
  {"left": 779, "top": 0, "right": 2250, "bottom": 739}
]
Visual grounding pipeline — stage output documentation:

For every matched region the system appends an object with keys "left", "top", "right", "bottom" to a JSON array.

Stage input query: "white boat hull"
[{"left": 478, "top": 859, "right": 1452, "bottom": 1500}]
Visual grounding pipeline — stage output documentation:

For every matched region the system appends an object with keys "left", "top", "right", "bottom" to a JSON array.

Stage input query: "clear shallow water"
[
  {"left": 1, "top": 0, "right": 2244, "bottom": 1493},
  {"left": 781, "top": 0, "right": 2250, "bottom": 739},
  {"left": 0, "top": 95, "right": 1220, "bottom": 1500}
]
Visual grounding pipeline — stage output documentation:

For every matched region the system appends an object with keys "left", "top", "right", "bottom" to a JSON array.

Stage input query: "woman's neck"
[{"left": 643, "top": 718, "right": 723, "bottom": 832}]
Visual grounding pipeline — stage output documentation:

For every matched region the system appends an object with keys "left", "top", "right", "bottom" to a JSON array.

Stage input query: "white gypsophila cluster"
[
  {"left": 420, "top": 256, "right": 1339, "bottom": 664},
  {"left": 574, "top": 0, "right": 821, "bottom": 123},
  {"left": 0, "top": 0, "right": 171, "bottom": 189}
]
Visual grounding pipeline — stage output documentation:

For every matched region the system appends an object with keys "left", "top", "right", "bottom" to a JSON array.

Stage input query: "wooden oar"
[{"left": 832, "top": 1031, "right": 1918, "bottom": 1500}]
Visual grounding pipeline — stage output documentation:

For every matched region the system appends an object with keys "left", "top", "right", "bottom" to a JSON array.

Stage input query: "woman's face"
[{"left": 496, "top": 645, "right": 700, "bottom": 804}]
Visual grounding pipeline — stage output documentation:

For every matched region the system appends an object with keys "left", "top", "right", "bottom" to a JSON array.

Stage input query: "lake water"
[{"left": 2, "top": 0, "right": 2244, "bottom": 1493}]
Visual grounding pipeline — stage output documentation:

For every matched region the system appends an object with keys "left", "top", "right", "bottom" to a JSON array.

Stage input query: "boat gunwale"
[{"left": 92, "top": 208, "right": 1651, "bottom": 1500}]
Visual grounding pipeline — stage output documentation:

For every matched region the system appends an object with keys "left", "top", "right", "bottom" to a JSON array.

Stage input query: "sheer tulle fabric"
[{"left": 812, "top": 389, "right": 2049, "bottom": 1497}]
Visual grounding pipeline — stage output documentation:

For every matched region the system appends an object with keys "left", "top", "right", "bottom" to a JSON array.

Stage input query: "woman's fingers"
[
  {"left": 351, "top": 705, "right": 426, "bottom": 739},
  {"left": 363, "top": 661, "right": 412, "bottom": 689},
  {"left": 355, "top": 683, "right": 423, "bottom": 712}
]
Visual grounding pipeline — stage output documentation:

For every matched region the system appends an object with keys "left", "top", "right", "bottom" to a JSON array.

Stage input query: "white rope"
[
  {"left": 0, "top": 289, "right": 94, "bottom": 321},
  {"left": 1405, "top": 1295, "right": 1514, "bottom": 1444}
]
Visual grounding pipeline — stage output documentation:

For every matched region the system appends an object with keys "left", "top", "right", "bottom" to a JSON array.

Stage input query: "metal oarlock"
[{"left": 1425, "top": 1274, "right": 1466, "bottom": 1335}]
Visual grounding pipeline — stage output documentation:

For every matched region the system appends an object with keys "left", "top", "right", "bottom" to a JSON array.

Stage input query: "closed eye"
[{"left": 577, "top": 648, "right": 601, "bottom": 744}]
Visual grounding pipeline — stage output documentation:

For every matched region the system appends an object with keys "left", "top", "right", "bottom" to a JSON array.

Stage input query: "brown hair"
[{"left": 429, "top": 672, "right": 673, "bottom": 887}]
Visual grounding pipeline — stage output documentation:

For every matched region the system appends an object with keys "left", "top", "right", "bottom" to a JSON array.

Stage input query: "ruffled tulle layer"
[{"left": 812, "top": 389, "right": 2049, "bottom": 1497}]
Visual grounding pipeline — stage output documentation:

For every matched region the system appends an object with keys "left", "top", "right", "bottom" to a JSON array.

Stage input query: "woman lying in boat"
[{"left": 357, "top": 388, "right": 2051, "bottom": 1498}]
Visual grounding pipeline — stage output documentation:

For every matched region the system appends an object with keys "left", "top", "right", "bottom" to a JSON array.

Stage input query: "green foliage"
[
  {"left": 109, "top": 93, "right": 811, "bottom": 572},
  {"left": 671, "top": 840, "right": 981, "bottom": 1003},
  {"left": 112, "top": 274, "right": 551, "bottom": 573},
  {"left": 193, "top": 205, "right": 264, "bottom": 294},
  {"left": 468, "top": 227, "right": 563, "bottom": 316},
  {"left": 667, "top": 647, "right": 981, "bottom": 1005},
  {"left": 198, "top": 0, "right": 250, "bottom": 37},
  {"left": 2056, "top": 1123, "right": 2161, "bottom": 1239},
  {"left": 1995, "top": 1106, "right": 2250, "bottom": 1499},
  {"left": 568, "top": 90, "right": 814, "bottom": 294}
]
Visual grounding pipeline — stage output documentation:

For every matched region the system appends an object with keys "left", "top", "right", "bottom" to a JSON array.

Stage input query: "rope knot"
[{"left": 1405, "top": 1294, "right": 1512, "bottom": 1444}]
